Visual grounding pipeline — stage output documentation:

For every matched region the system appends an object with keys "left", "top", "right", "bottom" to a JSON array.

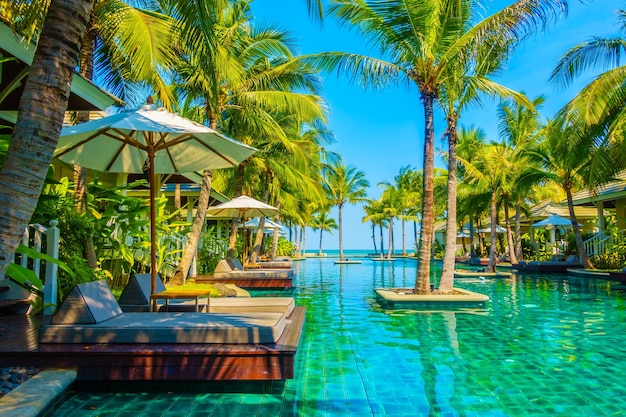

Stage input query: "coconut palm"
[
  {"left": 525, "top": 118, "right": 614, "bottom": 268},
  {"left": 322, "top": 160, "right": 369, "bottom": 262},
  {"left": 311, "top": 210, "right": 337, "bottom": 256},
  {"left": 551, "top": 6, "right": 626, "bottom": 160},
  {"left": 459, "top": 139, "right": 529, "bottom": 272},
  {"left": 362, "top": 198, "right": 387, "bottom": 257},
  {"left": 168, "top": 1, "right": 327, "bottom": 278},
  {"left": 496, "top": 95, "right": 546, "bottom": 263},
  {"left": 0, "top": 0, "right": 94, "bottom": 280},
  {"left": 310, "top": 0, "right": 568, "bottom": 293}
]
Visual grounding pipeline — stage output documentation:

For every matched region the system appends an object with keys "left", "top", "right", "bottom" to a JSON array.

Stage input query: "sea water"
[{"left": 53, "top": 258, "right": 626, "bottom": 416}]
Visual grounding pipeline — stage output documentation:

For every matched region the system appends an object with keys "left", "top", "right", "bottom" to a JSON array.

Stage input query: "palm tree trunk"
[
  {"left": 415, "top": 93, "right": 436, "bottom": 294},
  {"left": 486, "top": 191, "right": 498, "bottom": 273},
  {"left": 515, "top": 200, "right": 523, "bottom": 261},
  {"left": 566, "top": 185, "right": 592, "bottom": 268},
  {"left": 338, "top": 204, "right": 344, "bottom": 261},
  {"left": 249, "top": 216, "right": 266, "bottom": 263},
  {"left": 0, "top": 0, "right": 93, "bottom": 278},
  {"left": 172, "top": 170, "right": 213, "bottom": 284},
  {"left": 469, "top": 217, "right": 476, "bottom": 258},
  {"left": 440, "top": 119, "right": 458, "bottom": 292},
  {"left": 379, "top": 224, "right": 384, "bottom": 259},
  {"left": 386, "top": 218, "right": 393, "bottom": 259},
  {"left": 504, "top": 196, "right": 518, "bottom": 264},
  {"left": 174, "top": 184, "right": 181, "bottom": 221},
  {"left": 371, "top": 222, "right": 377, "bottom": 255},
  {"left": 319, "top": 229, "right": 323, "bottom": 256},
  {"left": 401, "top": 218, "right": 406, "bottom": 256},
  {"left": 76, "top": 22, "right": 97, "bottom": 269}
]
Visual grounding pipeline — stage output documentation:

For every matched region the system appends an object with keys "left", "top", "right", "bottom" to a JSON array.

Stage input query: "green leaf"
[{"left": 6, "top": 263, "right": 43, "bottom": 291}]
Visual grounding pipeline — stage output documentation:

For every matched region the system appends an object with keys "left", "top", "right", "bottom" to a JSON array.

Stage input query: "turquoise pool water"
[{"left": 52, "top": 258, "right": 626, "bottom": 416}]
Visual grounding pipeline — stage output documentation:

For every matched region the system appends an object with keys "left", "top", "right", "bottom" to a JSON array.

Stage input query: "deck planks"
[{"left": 0, "top": 306, "right": 305, "bottom": 381}]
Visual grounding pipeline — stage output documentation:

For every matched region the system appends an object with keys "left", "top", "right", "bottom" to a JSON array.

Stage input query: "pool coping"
[
  {"left": 375, "top": 287, "right": 490, "bottom": 304},
  {"left": 0, "top": 369, "right": 76, "bottom": 417}
]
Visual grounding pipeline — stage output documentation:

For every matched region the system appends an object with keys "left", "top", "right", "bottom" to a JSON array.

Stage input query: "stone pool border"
[
  {"left": 0, "top": 369, "right": 76, "bottom": 417},
  {"left": 375, "top": 287, "right": 489, "bottom": 307}
]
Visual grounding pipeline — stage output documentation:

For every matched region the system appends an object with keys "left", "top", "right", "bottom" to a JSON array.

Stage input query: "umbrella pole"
[{"left": 149, "top": 150, "right": 157, "bottom": 294}]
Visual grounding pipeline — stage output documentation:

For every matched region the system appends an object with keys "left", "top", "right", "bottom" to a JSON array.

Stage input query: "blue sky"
[{"left": 251, "top": 0, "right": 620, "bottom": 251}]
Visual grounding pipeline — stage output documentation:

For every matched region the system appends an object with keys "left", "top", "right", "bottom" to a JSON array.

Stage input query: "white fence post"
[{"left": 43, "top": 220, "right": 60, "bottom": 316}]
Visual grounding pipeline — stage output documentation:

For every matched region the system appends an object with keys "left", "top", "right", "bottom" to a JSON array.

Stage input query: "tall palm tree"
[
  {"left": 362, "top": 198, "right": 387, "bottom": 257},
  {"left": 312, "top": 0, "right": 568, "bottom": 293},
  {"left": 459, "top": 141, "right": 528, "bottom": 272},
  {"left": 379, "top": 184, "right": 402, "bottom": 259},
  {"left": 310, "top": 210, "right": 337, "bottom": 256},
  {"left": 0, "top": 0, "right": 93, "bottom": 279},
  {"left": 322, "top": 160, "right": 369, "bottom": 262},
  {"left": 526, "top": 119, "right": 613, "bottom": 268},
  {"left": 496, "top": 95, "right": 545, "bottom": 264},
  {"left": 551, "top": 6, "right": 626, "bottom": 156},
  {"left": 5, "top": 0, "right": 176, "bottom": 269},
  {"left": 170, "top": 1, "right": 327, "bottom": 278}
]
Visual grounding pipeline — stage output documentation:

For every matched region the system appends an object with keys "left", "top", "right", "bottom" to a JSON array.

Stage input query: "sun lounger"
[
  {"left": 512, "top": 255, "right": 583, "bottom": 272},
  {"left": 39, "top": 280, "right": 286, "bottom": 344},
  {"left": 213, "top": 259, "right": 293, "bottom": 288},
  {"left": 119, "top": 273, "right": 296, "bottom": 316},
  {"left": 227, "top": 258, "right": 293, "bottom": 277}
]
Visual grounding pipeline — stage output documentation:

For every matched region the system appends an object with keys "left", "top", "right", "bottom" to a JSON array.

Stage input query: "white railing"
[
  {"left": 17, "top": 220, "right": 60, "bottom": 315},
  {"left": 583, "top": 232, "right": 613, "bottom": 257}
]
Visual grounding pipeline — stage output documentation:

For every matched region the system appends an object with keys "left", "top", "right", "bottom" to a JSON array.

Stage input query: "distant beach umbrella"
[{"left": 206, "top": 195, "right": 279, "bottom": 218}]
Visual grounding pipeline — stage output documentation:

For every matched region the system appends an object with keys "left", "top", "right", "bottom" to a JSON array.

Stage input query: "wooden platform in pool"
[
  {"left": 0, "top": 306, "right": 306, "bottom": 381},
  {"left": 194, "top": 274, "right": 293, "bottom": 289}
]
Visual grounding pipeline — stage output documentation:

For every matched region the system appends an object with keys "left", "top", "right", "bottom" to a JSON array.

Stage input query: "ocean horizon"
[{"left": 302, "top": 249, "right": 415, "bottom": 258}]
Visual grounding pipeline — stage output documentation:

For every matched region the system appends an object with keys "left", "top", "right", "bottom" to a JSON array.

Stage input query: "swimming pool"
[{"left": 52, "top": 258, "right": 626, "bottom": 416}]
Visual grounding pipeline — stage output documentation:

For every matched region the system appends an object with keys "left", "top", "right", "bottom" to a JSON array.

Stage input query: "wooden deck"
[
  {"left": 0, "top": 306, "right": 305, "bottom": 381},
  {"left": 195, "top": 274, "right": 293, "bottom": 289}
]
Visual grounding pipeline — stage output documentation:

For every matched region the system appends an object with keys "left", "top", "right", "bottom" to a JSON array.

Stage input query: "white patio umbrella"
[
  {"left": 206, "top": 195, "right": 279, "bottom": 218},
  {"left": 244, "top": 217, "right": 285, "bottom": 233},
  {"left": 55, "top": 103, "right": 257, "bottom": 293}
]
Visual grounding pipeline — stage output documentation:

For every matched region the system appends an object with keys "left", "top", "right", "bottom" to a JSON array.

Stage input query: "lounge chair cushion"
[
  {"left": 213, "top": 259, "right": 293, "bottom": 279},
  {"left": 51, "top": 280, "right": 122, "bottom": 325},
  {"left": 228, "top": 258, "right": 245, "bottom": 270},
  {"left": 208, "top": 297, "right": 295, "bottom": 316},
  {"left": 40, "top": 311, "right": 286, "bottom": 344},
  {"left": 118, "top": 273, "right": 166, "bottom": 307}
]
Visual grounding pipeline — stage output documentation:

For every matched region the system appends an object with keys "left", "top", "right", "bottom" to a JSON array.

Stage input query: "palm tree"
[
  {"left": 5, "top": 0, "right": 176, "bottom": 269},
  {"left": 169, "top": 1, "right": 327, "bottom": 278},
  {"left": 526, "top": 119, "right": 613, "bottom": 268},
  {"left": 310, "top": 210, "right": 337, "bottom": 256},
  {"left": 362, "top": 198, "right": 387, "bottom": 257},
  {"left": 496, "top": 95, "right": 545, "bottom": 264},
  {"left": 548, "top": 6, "right": 626, "bottom": 265},
  {"left": 0, "top": 0, "right": 93, "bottom": 279},
  {"left": 459, "top": 140, "right": 528, "bottom": 273},
  {"left": 312, "top": 0, "right": 568, "bottom": 293},
  {"left": 379, "top": 184, "right": 402, "bottom": 259},
  {"left": 391, "top": 166, "right": 420, "bottom": 256},
  {"left": 322, "top": 160, "right": 369, "bottom": 262}
]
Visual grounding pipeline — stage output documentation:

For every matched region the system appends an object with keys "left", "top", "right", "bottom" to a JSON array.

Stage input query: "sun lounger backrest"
[
  {"left": 228, "top": 258, "right": 244, "bottom": 270},
  {"left": 565, "top": 255, "right": 579, "bottom": 263},
  {"left": 214, "top": 259, "right": 233, "bottom": 273},
  {"left": 51, "top": 280, "right": 122, "bottom": 325},
  {"left": 118, "top": 273, "right": 166, "bottom": 305}
]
